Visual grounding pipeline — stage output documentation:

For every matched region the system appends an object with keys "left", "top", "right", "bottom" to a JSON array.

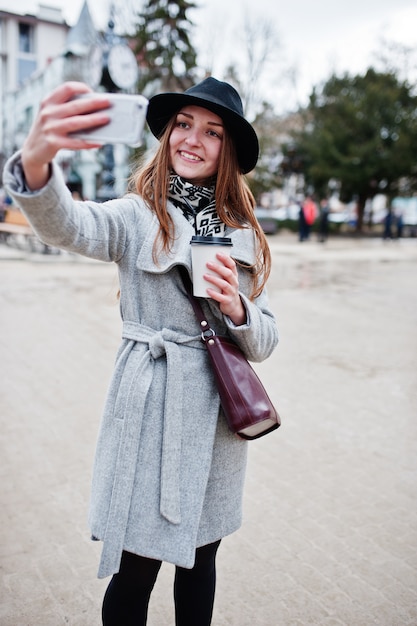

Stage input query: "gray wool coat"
[{"left": 4, "top": 152, "right": 279, "bottom": 579}]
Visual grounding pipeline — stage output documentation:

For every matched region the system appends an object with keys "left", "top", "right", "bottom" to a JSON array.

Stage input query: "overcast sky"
[{"left": 4, "top": 0, "right": 417, "bottom": 112}]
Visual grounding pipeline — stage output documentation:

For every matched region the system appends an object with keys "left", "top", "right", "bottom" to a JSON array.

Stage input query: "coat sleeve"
[
  {"left": 224, "top": 287, "right": 278, "bottom": 363},
  {"left": 215, "top": 227, "right": 279, "bottom": 363},
  {"left": 3, "top": 151, "right": 141, "bottom": 263}
]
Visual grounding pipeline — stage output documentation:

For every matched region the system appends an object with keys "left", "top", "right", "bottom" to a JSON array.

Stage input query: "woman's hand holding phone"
[{"left": 22, "top": 82, "right": 111, "bottom": 191}]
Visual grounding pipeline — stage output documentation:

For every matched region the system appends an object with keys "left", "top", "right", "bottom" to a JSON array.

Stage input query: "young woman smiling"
[{"left": 4, "top": 76, "right": 278, "bottom": 625}]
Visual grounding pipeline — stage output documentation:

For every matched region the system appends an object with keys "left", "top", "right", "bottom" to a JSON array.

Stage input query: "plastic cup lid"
[{"left": 190, "top": 235, "right": 232, "bottom": 245}]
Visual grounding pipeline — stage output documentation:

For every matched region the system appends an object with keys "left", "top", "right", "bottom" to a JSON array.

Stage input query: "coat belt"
[{"left": 98, "top": 320, "right": 202, "bottom": 578}]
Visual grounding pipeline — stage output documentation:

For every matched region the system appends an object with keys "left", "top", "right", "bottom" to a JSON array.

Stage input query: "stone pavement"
[{"left": 1, "top": 234, "right": 416, "bottom": 625}]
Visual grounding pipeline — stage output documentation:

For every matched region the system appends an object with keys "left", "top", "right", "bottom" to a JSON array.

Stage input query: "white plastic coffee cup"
[{"left": 190, "top": 235, "right": 233, "bottom": 297}]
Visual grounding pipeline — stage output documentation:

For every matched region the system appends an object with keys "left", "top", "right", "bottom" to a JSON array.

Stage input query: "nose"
[{"left": 185, "top": 127, "right": 202, "bottom": 146}]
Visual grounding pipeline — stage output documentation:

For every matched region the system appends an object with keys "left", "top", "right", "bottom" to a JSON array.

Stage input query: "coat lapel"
[{"left": 136, "top": 201, "right": 257, "bottom": 274}]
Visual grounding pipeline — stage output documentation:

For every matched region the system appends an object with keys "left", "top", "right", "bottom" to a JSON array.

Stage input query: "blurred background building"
[{"left": 0, "top": 1, "right": 139, "bottom": 200}]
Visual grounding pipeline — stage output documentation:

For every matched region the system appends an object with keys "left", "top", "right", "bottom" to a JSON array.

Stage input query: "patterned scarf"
[{"left": 168, "top": 174, "right": 225, "bottom": 237}]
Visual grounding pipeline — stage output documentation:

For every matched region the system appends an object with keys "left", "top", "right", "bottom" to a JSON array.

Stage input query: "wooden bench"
[
  {"left": 0, "top": 208, "right": 33, "bottom": 236},
  {"left": 0, "top": 207, "right": 60, "bottom": 255},
  {"left": 0, "top": 206, "right": 55, "bottom": 254}
]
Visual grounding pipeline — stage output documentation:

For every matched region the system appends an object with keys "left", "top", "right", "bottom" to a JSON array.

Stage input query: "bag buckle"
[{"left": 200, "top": 320, "right": 215, "bottom": 343}]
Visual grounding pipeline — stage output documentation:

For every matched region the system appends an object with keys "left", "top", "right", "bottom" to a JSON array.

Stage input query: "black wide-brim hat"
[{"left": 146, "top": 77, "right": 259, "bottom": 174}]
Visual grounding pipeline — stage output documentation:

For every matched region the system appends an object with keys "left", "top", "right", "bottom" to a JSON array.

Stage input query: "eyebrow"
[{"left": 177, "top": 110, "right": 224, "bottom": 129}]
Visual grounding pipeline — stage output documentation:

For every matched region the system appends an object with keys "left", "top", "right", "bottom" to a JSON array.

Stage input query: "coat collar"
[{"left": 136, "top": 201, "right": 257, "bottom": 274}]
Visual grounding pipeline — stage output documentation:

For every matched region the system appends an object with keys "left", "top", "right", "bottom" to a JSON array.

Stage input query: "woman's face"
[{"left": 169, "top": 105, "right": 224, "bottom": 185}]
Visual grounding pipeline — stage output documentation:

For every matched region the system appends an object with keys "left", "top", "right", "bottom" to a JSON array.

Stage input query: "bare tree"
[
  {"left": 194, "top": 5, "right": 293, "bottom": 120},
  {"left": 373, "top": 37, "right": 417, "bottom": 91},
  {"left": 240, "top": 13, "right": 281, "bottom": 117}
]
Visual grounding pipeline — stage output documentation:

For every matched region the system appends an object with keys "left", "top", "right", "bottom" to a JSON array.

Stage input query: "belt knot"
[{"left": 148, "top": 331, "right": 167, "bottom": 359}]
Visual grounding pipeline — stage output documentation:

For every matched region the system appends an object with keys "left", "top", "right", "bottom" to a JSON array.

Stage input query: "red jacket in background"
[{"left": 303, "top": 199, "right": 317, "bottom": 225}]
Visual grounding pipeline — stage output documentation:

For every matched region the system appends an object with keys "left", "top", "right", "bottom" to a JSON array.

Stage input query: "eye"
[{"left": 207, "top": 128, "right": 222, "bottom": 139}]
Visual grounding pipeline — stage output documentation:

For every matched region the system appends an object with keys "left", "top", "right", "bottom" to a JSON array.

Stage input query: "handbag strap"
[{"left": 179, "top": 266, "right": 214, "bottom": 338}]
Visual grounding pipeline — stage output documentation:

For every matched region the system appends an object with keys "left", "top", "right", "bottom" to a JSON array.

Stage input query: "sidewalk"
[{"left": 1, "top": 234, "right": 417, "bottom": 625}]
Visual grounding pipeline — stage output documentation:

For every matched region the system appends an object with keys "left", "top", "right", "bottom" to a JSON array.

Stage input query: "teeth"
[{"left": 181, "top": 151, "right": 201, "bottom": 161}]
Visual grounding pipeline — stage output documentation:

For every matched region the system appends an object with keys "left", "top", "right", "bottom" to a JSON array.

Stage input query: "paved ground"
[{"left": 1, "top": 232, "right": 416, "bottom": 625}]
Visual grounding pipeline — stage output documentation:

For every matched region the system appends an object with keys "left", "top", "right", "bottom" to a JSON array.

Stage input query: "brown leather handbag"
[{"left": 180, "top": 268, "right": 280, "bottom": 440}]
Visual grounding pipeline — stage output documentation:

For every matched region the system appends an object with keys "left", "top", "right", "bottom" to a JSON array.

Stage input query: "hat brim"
[{"left": 146, "top": 93, "right": 259, "bottom": 174}]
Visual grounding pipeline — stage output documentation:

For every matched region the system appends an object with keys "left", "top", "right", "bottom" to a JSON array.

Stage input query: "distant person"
[
  {"left": 298, "top": 201, "right": 306, "bottom": 241},
  {"left": 383, "top": 207, "right": 394, "bottom": 240},
  {"left": 0, "top": 188, "right": 6, "bottom": 222},
  {"left": 317, "top": 198, "right": 330, "bottom": 242},
  {"left": 3, "top": 77, "right": 278, "bottom": 625},
  {"left": 299, "top": 195, "right": 317, "bottom": 241},
  {"left": 394, "top": 205, "right": 404, "bottom": 239}
]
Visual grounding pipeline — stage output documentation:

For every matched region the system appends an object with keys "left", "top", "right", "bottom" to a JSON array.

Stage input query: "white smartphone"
[{"left": 70, "top": 93, "right": 149, "bottom": 147}]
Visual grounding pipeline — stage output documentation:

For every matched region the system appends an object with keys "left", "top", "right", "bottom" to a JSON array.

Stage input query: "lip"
[{"left": 179, "top": 150, "right": 203, "bottom": 163}]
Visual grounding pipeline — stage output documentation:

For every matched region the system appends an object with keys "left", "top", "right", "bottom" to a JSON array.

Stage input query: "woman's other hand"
[
  {"left": 21, "top": 82, "right": 111, "bottom": 190},
  {"left": 205, "top": 252, "right": 247, "bottom": 326}
]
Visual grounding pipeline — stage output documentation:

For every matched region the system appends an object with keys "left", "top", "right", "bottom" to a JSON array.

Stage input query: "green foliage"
[
  {"left": 293, "top": 69, "right": 417, "bottom": 227},
  {"left": 133, "top": 0, "right": 198, "bottom": 93}
]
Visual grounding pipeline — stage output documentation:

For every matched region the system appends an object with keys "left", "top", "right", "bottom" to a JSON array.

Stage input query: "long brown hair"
[{"left": 128, "top": 117, "right": 271, "bottom": 300}]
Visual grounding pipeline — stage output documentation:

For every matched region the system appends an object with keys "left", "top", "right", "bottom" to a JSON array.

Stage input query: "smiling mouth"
[{"left": 180, "top": 151, "right": 202, "bottom": 162}]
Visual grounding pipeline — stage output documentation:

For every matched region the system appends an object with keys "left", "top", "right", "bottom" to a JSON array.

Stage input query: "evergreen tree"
[
  {"left": 133, "top": 0, "right": 198, "bottom": 95},
  {"left": 293, "top": 69, "right": 417, "bottom": 230}
]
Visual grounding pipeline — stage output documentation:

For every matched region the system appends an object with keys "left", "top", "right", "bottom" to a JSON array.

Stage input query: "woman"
[{"left": 4, "top": 77, "right": 278, "bottom": 625}]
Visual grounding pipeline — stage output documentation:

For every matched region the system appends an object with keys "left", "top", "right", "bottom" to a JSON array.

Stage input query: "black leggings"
[{"left": 102, "top": 540, "right": 221, "bottom": 626}]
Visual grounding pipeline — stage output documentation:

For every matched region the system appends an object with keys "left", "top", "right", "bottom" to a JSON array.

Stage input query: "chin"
[
  {"left": 172, "top": 162, "right": 216, "bottom": 185},
  {"left": 174, "top": 170, "right": 209, "bottom": 186}
]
